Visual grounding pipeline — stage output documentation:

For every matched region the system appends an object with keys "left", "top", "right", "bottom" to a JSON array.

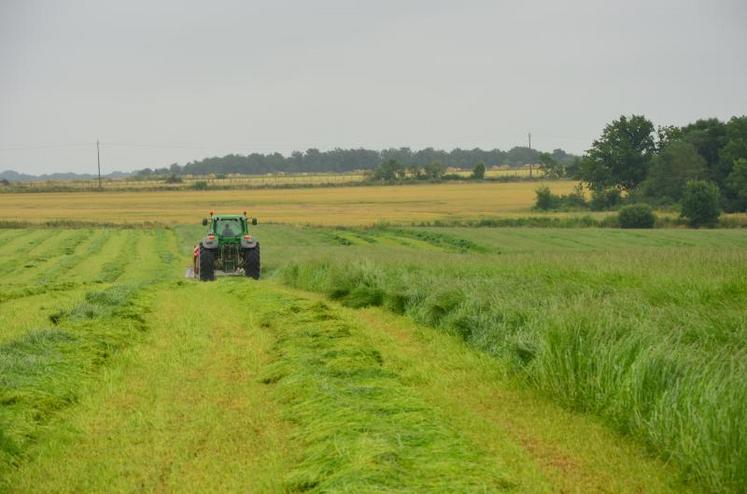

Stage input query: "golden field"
[{"left": 0, "top": 180, "right": 576, "bottom": 226}]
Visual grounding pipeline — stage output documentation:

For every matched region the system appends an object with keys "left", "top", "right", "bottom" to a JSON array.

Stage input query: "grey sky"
[{"left": 1, "top": 0, "right": 746, "bottom": 175}]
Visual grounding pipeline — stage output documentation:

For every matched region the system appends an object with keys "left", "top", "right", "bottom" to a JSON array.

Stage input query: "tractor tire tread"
[
  {"left": 199, "top": 245, "right": 215, "bottom": 281},
  {"left": 243, "top": 243, "right": 260, "bottom": 280}
]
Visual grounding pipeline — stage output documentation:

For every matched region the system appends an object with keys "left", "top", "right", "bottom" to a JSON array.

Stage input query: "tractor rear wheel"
[
  {"left": 243, "top": 244, "right": 260, "bottom": 280},
  {"left": 199, "top": 245, "right": 215, "bottom": 281}
]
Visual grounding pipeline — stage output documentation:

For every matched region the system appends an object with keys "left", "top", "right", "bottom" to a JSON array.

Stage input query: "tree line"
[
  {"left": 137, "top": 146, "right": 578, "bottom": 177},
  {"left": 535, "top": 114, "right": 747, "bottom": 226}
]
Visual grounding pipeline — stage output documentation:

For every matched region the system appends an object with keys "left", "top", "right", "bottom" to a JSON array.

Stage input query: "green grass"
[
  {"left": 275, "top": 227, "right": 747, "bottom": 492},
  {"left": 34, "top": 230, "right": 101, "bottom": 284},
  {"left": 65, "top": 229, "right": 130, "bottom": 283},
  {"left": 1, "top": 224, "right": 744, "bottom": 492},
  {"left": 0, "top": 227, "right": 184, "bottom": 483},
  {"left": 6, "top": 278, "right": 692, "bottom": 492},
  {"left": 0, "top": 284, "right": 153, "bottom": 481},
  {"left": 4, "top": 281, "right": 296, "bottom": 493},
  {"left": 0, "top": 230, "right": 63, "bottom": 278}
]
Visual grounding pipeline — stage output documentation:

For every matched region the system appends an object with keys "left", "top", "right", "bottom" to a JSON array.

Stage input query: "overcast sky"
[{"left": 1, "top": 0, "right": 746, "bottom": 174}]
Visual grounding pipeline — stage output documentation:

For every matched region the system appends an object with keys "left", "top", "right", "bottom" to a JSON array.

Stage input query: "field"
[
  {"left": 0, "top": 181, "right": 580, "bottom": 226},
  {"left": 1, "top": 192, "right": 746, "bottom": 492}
]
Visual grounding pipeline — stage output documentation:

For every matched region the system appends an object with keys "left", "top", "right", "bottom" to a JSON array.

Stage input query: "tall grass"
[{"left": 278, "top": 246, "right": 747, "bottom": 492}]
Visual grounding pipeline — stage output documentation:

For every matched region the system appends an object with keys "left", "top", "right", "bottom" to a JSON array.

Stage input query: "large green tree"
[
  {"left": 678, "top": 118, "right": 727, "bottom": 175},
  {"left": 721, "top": 116, "right": 747, "bottom": 158},
  {"left": 667, "top": 116, "right": 746, "bottom": 210},
  {"left": 726, "top": 158, "right": 747, "bottom": 211},
  {"left": 719, "top": 117, "right": 747, "bottom": 184},
  {"left": 579, "top": 115, "right": 656, "bottom": 191},
  {"left": 642, "top": 141, "right": 707, "bottom": 202}
]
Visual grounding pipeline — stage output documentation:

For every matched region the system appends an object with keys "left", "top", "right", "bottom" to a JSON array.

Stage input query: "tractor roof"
[{"left": 213, "top": 214, "right": 244, "bottom": 219}]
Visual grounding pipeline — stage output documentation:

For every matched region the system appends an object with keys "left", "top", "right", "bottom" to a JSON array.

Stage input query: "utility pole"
[
  {"left": 96, "top": 140, "right": 102, "bottom": 189},
  {"left": 528, "top": 132, "right": 533, "bottom": 178}
]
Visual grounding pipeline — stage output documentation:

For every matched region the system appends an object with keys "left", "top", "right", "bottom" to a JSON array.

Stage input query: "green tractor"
[{"left": 193, "top": 211, "right": 260, "bottom": 281}]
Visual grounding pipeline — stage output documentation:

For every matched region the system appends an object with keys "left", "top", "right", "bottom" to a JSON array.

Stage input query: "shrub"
[
  {"left": 534, "top": 186, "right": 559, "bottom": 210},
  {"left": 563, "top": 183, "right": 587, "bottom": 209},
  {"left": 423, "top": 161, "right": 446, "bottom": 180},
  {"left": 471, "top": 162, "right": 486, "bottom": 179},
  {"left": 192, "top": 181, "right": 208, "bottom": 190},
  {"left": 590, "top": 188, "right": 622, "bottom": 211},
  {"left": 534, "top": 184, "right": 586, "bottom": 211},
  {"left": 617, "top": 204, "right": 656, "bottom": 229},
  {"left": 372, "top": 160, "right": 406, "bottom": 181},
  {"left": 681, "top": 180, "right": 721, "bottom": 228}
]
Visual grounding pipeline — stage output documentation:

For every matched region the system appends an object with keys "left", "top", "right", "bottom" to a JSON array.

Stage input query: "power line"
[
  {"left": 528, "top": 132, "right": 533, "bottom": 178},
  {"left": 96, "top": 140, "right": 101, "bottom": 189},
  {"left": 0, "top": 143, "right": 91, "bottom": 152}
]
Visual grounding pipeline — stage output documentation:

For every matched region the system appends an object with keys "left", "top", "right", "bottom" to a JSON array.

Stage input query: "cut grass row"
[
  {"left": 250, "top": 287, "right": 513, "bottom": 492},
  {"left": 333, "top": 225, "right": 747, "bottom": 254},
  {"left": 0, "top": 230, "right": 108, "bottom": 344},
  {"left": 0, "top": 229, "right": 183, "bottom": 344},
  {"left": 33, "top": 230, "right": 102, "bottom": 285},
  {"left": 0, "top": 230, "right": 63, "bottom": 278}
]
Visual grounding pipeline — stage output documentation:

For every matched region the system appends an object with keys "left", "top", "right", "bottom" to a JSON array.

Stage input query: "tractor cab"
[
  {"left": 215, "top": 217, "right": 241, "bottom": 237},
  {"left": 202, "top": 211, "right": 258, "bottom": 243}
]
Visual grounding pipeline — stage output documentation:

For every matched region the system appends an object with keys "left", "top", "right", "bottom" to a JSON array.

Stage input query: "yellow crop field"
[{"left": 0, "top": 180, "right": 579, "bottom": 226}]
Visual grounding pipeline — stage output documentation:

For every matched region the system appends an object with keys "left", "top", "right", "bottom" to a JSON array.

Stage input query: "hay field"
[
  {"left": 7, "top": 225, "right": 741, "bottom": 492},
  {"left": 2, "top": 182, "right": 746, "bottom": 492},
  {"left": 0, "top": 180, "right": 578, "bottom": 226}
]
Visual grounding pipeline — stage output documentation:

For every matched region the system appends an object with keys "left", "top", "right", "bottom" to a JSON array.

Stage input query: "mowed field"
[
  {"left": 0, "top": 181, "right": 580, "bottom": 225},
  {"left": 1, "top": 219, "right": 746, "bottom": 493}
]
